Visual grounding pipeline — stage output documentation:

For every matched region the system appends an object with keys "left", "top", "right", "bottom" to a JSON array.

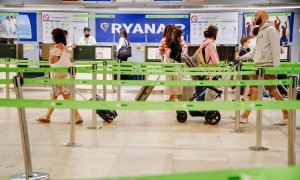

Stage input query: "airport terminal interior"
[{"left": 0, "top": 0, "right": 300, "bottom": 179}]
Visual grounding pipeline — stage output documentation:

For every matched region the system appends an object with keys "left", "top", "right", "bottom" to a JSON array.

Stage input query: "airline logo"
[
  {"left": 100, "top": 22, "right": 109, "bottom": 32},
  {"left": 99, "top": 23, "right": 186, "bottom": 34}
]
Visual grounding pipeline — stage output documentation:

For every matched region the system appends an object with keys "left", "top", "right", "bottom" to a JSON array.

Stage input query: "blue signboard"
[
  {"left": 95, "top": 14, "right": 190, "bottom": 43},
  {"left": 0, "top": 12, "right": 37, "bottom": 41}
]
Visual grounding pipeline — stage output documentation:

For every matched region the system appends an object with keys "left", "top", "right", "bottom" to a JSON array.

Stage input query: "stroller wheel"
[
  {"left": 113, "top": 111, "right": 118, "bottom": 117},
  {"left": 176, "top": 111, "right": 187, "bottom": 123},
  {"left": 205, "top": 111, "right": 221, "bottom": 125}
]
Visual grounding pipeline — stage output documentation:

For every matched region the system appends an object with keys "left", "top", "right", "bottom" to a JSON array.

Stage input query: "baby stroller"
[{"left": 176, "top": 76, "right": 223, "bottom": 125}]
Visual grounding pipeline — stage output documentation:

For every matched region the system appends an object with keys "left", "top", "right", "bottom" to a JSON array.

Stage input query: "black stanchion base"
[
  {"left": 10, "top": 172, "right": 49, "bottom": 180},
  {"left": 249, "top": 146, "right": 269, "bottom": 151}
]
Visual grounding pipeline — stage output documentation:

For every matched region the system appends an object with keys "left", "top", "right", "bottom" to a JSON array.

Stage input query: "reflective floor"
[{"left": 0, "top": 87, "right": 299, "bottom": 179}]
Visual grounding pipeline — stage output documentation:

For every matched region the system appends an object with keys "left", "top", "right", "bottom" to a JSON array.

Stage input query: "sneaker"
[
  {"left": 273, "top": 118, "right": 287, "bottom": 126},
  {"left": 230, "top": 115, "right": 248, "bottom": 124}
]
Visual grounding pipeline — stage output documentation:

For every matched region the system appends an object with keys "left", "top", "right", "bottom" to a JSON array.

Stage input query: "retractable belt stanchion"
[
  {"left": 6, "top": 58, "right": 10, "bottom": 99},
  {"left": 249, "top": 68, "right": 268, "bottom": 151},
  {"left": 10, "top": 76, "right": 49, "bottom": 180},
  {"left": 288, "top": 76, "right": 297, "bottom": 166},
  {"left": 88, "top": 64, "right": 98, "bottom": 129},
  {"left": 224, "top": 85, "right": 228, "bottom": 101},
  {"left": 64, "top": 67, "right": 80, "bottom": 147},
  {"left": 117, "top": 60, "right": 121, "bottom": 101},
  {"left": 103, "top": 60, "right": 107, "bottom": 100},
  {"left": 232, "top": 63, "right": 242, "bottom": 133}
]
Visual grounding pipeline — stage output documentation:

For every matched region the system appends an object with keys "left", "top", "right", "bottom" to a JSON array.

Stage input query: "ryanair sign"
[{"left": 96, "top": 14, "right": 190, "bottom": 43}]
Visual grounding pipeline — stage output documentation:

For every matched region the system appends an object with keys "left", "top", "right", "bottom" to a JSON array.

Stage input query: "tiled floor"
[{"left": 0, "top": 87, "right": 299, "bottom": 179}]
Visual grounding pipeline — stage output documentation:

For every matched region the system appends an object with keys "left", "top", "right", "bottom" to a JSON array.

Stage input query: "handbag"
[
  {"left": 50, "top": 45, "right": 73, "bottom": 79},
  {"left": 117, "top": 40, "right": 132, "bottom": 59}
]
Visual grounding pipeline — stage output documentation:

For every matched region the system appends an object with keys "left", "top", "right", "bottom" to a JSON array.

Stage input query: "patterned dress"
[{"left": 49, "top": 47, "right": 70, "bottom": 96}]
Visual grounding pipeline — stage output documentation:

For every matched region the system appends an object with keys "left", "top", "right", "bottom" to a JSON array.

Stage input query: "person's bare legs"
[
  {"left": 36, "top": 93, "right": 58, "bottom": 123},
  {"left": 44, "top": 94, "right": 58, "bottom": 119},
  {"left": 241, "top": 86, "right": 258, "bottom": 119},
  {"left": 242, "top": 86, "right": 250, "bottom": 101},
  {"left": 267, "top": 87, "right": 288, "bottom": 119},
  {"left": 63, "top": 94, "right": 83, "bottom": 123}
]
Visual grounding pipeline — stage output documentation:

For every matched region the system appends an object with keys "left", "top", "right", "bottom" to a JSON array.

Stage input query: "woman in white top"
[
  {"left": 36, "top": 28, "right": 83, "bottom": 124},
  {"left": 116, "top": 29, "right": 130, "bottom": 80},
  {"left": 117, "top": 29, "right": 130, "bottom": 61}
]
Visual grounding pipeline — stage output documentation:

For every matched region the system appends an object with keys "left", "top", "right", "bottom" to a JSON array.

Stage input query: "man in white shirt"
[{"left": 77, "top": 27, "right": 96, "bottom": 46}]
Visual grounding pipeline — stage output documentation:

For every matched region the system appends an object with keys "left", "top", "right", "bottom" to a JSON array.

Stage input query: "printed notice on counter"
[
  {"left": 147, "top": 47, "right": 161, "bottom": 60},
  {"left": 95, "top": 47, "right": 112, "bottom": 60},
  {"left": 190, "top": 12, "right": 238, "bottom": 45}
]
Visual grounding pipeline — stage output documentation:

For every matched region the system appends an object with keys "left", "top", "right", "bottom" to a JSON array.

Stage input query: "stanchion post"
[
  {"left": 103, "top": 60, "right": 107, "bottom": 100},
  {"left": 249, "top": 68, "right": 268, "bottom": 151},
  {"left": 88, "top": 64, "right": 99, "bottom": 130},
  {"left": 64, "top": 67, "right": 80, "bottom": 147},
  {"left": 117, "top": 59, "right": 121, "bottom": 101},
  {"left": 5, "top": 58, "right": 10, "bottom": 99},
  {"left": 288, "top": 76, "right": 297, "bottom": 166},
  {"left": 231, "top": 62, "right": 242, "bottom": 133},
  {"left": 10, "top": 76, "right": 49, "bottom": 180},
  {"left": 224, "top": 85, "right": 228, "bottom": 101}
]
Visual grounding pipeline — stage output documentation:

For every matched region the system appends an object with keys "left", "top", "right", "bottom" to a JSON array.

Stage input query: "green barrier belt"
[
  {"left": 101, "top": 166, "right": 300, "bottom": 180},
  {"left": 0, "top": 78, "right": 292, "bottom": 86},
  {"left": 242, "top": 62, "right": 300, "bottom": 67},
  {"left": 242, "top": 67, "right": 300, "bottom": 74},
  {"left": 0, "top": 99, "right": 299, "bottom": 110},
  {"left": 266, "top": 69, "right": 300, "bottom": 74},
  {"left": 0, "top": 67, "right": 255, "bottom": 76},
  {"left": 95, "top": 66, "right": 236, "bottom": 72},
  {"left": 0, "top": 79, "right": 12, "bottom": 84},
  {"left": 0, "top": 67, "right": 69, "bottom": 73}
]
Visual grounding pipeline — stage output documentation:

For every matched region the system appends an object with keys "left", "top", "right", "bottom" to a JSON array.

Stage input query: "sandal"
[
  {"left": 75, "top": 116, "right": 83, "bottom": 125},
  {"left": 36, "top": 116, "right": 50, "bottom": 123}
]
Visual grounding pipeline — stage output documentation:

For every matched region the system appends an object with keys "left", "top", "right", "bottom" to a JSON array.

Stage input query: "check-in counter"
[
  {"left": 74, "top": 45, "right": 115, "bottom": 90},
  {"left": 0, "top": 44, "right": 23, "bottom": 87}
]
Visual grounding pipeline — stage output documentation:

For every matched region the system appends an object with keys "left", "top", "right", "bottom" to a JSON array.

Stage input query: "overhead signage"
[{"left": 95, "top": 14, "right": 190, "bottom": 43}]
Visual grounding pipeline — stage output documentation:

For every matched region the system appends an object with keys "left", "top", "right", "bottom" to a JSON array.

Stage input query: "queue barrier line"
[
  {"left": 2, "top": 65, "right": 300, "bottom": 75},
  {"left": 1, "top": 64, "right": 299, "bottom": 74},
  {"left": 0, "top": 67, "right": 256, "bottom": 76},
  {"left": 0, "top": 79, "right": 293, "bottom": 86},
  {"left": 1, "top": 98, "right": 300, "bottom": 110}
]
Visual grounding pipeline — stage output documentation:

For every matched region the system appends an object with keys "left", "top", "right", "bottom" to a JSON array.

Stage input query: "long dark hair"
[
  {"left": 204, "top": 25, "right": 218, "bottom": 40},
  {"left": 165, "top": 25, "right": 175, "bottom": 48},
  {"left": 174, "top": 28, "right": 183, "bottom": 43},
  {"left": 51, "top": 28, "right": 67, "bottom": 45},
  {"left": 162, "top": 24, "right": 173, "bottom": 38},
  {"left": 120, "top": 29, "right": 130, "bottom": 45}
]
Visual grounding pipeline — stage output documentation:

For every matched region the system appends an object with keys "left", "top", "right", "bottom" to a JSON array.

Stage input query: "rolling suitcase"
[
  {"left": 135, "top": 86, "right": 155, "bottom": 101},
  {"left": 135, "top": 76, "right": 160, "bottom": 101},
  {"left": 75, "top": 89, "right": 117, "bottom": 123}
]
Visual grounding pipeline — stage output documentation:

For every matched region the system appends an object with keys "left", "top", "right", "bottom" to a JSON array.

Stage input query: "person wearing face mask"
[
  {"left": 236, "top": 10, "right": 288, "bottom": 125},
  {"left": 77, "top": 27, "right": 96, "bottom": 46}
]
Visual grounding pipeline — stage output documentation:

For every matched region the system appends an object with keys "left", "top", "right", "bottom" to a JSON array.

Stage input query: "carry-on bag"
[
  {"left": 135, "top": 76, "right": 160, "bottom": 101},
  {"left": 75, "top": 89, "right": 117, "bottom": 123}
]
